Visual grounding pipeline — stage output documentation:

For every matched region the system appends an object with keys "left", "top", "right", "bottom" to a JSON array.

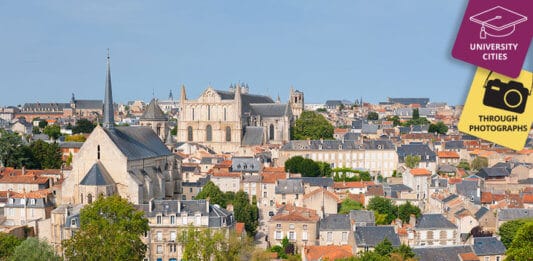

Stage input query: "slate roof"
[
  {"left": 445, "top": 140, "right": 465, "bottom": 150},
  {"left": 299, "top": 177, "right": 334, "bottom": 188},
  {"left": 416, "top": 214, "right": 457, "bottom": 229},
  {"left": 456, "top": 180, "right": 480, "bottom": 202},
  {"left": 397, "top": 143, "right": 436, "bottom": 162},
  {"left": 80, "top": 162, "right": 114, "bottom": 186},
  {"left": 232, "top": 157, "right": 261, "bottom": 172},
  {"left": 362, "top": 124, "right": 378, "bottom": 134},
  {"left": 398, "top": 126, "right": 410, "bottom": 134},
  {"left": 363, "top": 140, "right": 395, "bottom": 150},
  {"left": 442, "top": 194, "right": 459, "bottom": 203},
  {"left": 59, "top": 142, "right": 84, "bottom": 148},
  {"left": 280, "top": 140, "right": 362, "bottom": 151},
  {"left": 473, "top": 237, "right": 506, "bottom": 256},
  {"left": 354, "top": 226, "right": 401, "bottom": 247},
  {"left": 343, "top": 132, "right": 360, "bottom": 141},
  {"left": 21, "top": 102, "right": 70, "bottom": 111},
  {"left": 325, "top": 100, "right": 343, "bottom": 107},
  {"left": 275, "top": 179, "right": 304, "bottom": 194},
  {"left": 319, "top": 214, "right": 351, "bottom": 231},
  {"left": 351, "top": 120, "right": 363, "bottom": 130},
  {"left": 349, "top": 210, "right": 375, "bottom": 224},
  {"left": 250, "top": 104, "right": 290, "bottom": 117},
  {"left": 214, "top": 90, "right": 274, "bottom": 113},
  {"left": 140, "top": 99, "right": 167, "bottom": 121},
  {"left": 430, "top": 176, "right": 448, "bottom": 188},
  {"left": 242, "top": 126, "right": 264, "bottom": 146},
  {"left": 475, "top": 167, "right": 510, "bottom": 179},
  {"left": 498, "top": 208, "right": 533, "bottom": 221},
  {"left": 474, "top": 207, "right": 490, "bottom": 220},
  {"left": 75, "top": 99, "right": 102, "bottom": 109},
  {"left": 413, "top": 246, "right": 474, "bottom": 261},
  {"left": 103, "top": 126, "right": 173, "bottom": 160}
]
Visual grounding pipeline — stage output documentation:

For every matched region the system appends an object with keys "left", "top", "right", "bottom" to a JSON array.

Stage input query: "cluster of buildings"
[{"left": 0, "top": 56, "right": 532, "bottom": 261}]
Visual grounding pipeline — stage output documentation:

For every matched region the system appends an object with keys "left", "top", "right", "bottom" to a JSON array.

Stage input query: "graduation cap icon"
[{"left": 470, "top": 6, "right": 527, "bottom": 39}]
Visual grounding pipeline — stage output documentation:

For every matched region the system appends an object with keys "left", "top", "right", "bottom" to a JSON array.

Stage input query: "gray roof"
[
  {"left": 140, "top": 99, "right": 167, "bottom": 121},
  {"left": 430, "top": 176, "right": 448, "bottom": 188},
  {"left": 319, "top": 214, "right": 351, "bottom": 231},
  {"left": 397, "top": 143, "right": 436, "bottom": 162},
  {"left": 200, "top": 157, "right": 224, "bottom": 165},
  {"left": 413, "top": 246, "right": 473, "bottom": 261},
  {"left": 80, "top": 162, "right": 114, "bottom": 186},
  {"left": 21, "top": 102, "right": 70, "bottom": 111},
  {"left": 388, "top": 98, "right": 429, "bottom": 106},
  {"left": 473, "top": 237, "right": 506, "bottom": 256},
  {"left": 416, "top": 214, "right": 457, "bottom": 229},
  {"left": 498, "top": 208, "right": 533, "bottom": 221},
  {"left": 351, "top": 120, "right": 363, "bottom": 130},
  {"left": 349, "top": 210, "right": 375, "bottom": 224},
  {"left": 442, "top": 194, "right": 459, "bottom": 203},
  {"left": 325, "top": 100, "right": 343, "bottom": 107},
  {"left": 232, "top": 157, "right": 261, "bottom": 172},
  {"left": 362, "top": 124, "right": 378, "bottom": 134},
  {"left": 354, "top": 226, "right": 401, "bottom": 247},
  {"left": 182, "top": 176, "right": 210, "bottom": 187},
  {"left": 456, "top": 180, "right": 480, "bottom": 203},
  {"left": 476, "top": 167, "right": 510, "bottom": 179},
  {"left": 299, "top": 177, "right": 334, "bottom": 188},
  {"left": 75, "top": 100, "right": 102, "bottom": 109},
  {"left": 59, "top": 142, "right": 84, "bottom": 148},
  {"left": 363, "top": 140, "right": 395, "bottom": 150},
  {"left": 242, "top": 126, "right": 264, "bottom": 146},
  {"left": 182, "top": 165, "right": 199, "bottom": 172},
  {"left": 343, "top": 132, "right": 360, "bottom": 141},
  {"left": 281, "top": 140, "right": 362, "bottom": 151},
  {"left": 445, "top": 140, "right": 465, "bottom": 150},
  {"left": 103, "top": 126, "right": 173, "bottom": 160},
  {"left": 474, "top": 207, "right": 490, "bottom": 220},
  {"left": 214, "top": 90, "right": 274, "bottom": 113},
  {"left": 250, "top": 104, "right": 290, "bottom": 117},
  {"left": 275, "top": 179, "right": 304, "bottom": 194},
  {"left": 438, "top": 164, "right": 457, "bottom": 173}
]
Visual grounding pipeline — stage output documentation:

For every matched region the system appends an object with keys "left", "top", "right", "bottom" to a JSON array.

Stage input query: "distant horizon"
[{"left": 1, "top": 1, "right": 531, "bottom": 107}]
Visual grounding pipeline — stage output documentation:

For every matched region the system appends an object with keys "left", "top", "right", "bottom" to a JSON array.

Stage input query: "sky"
[{"left": 0, "top": 0, "right": 531, "bottom": 107}]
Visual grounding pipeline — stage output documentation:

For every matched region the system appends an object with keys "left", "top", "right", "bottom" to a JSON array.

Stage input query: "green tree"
[
  {"left": 339, "top": 198, "right": 363, "bottom": 214},
  {"left": 428, "top": 121, "right": 448, "bottom": 134},
  {"left": 498, "top": 219, "right": 526, "bottom": 248},
  {"left": 0, "top": 130, "right": 27, "bottom": 168},
  {"left": 316, "top": 161, "right": 332, "bottom": 177},
  {"left": 471, "top": 157, "right": 488, "bottom": 171},
  {"left": 368, "top": 197, "right": 397, "bottom": 225},
  {"left": 66, "top": 152, "right": 73, "bottom": 167},
  {"left": 375, "top": 238, "right": 394, "bottom": 257},
  {"left": 29, "top": 140, "right": 62, "bottom": 169},
  {"left": 387, "top": 115, "right": 401, "bottom": 126},
  {"left": 72, "top": 119, "right": 96, "bottom": 134},
  {"left": 284, "top": 156, "right": 322, "bottom": 177},
  {"left": 196, "top": 181, "right": 227, "bottom": 207},
  {"left": 404, "top": 155, "right": 421, "bottom": 169},
  {"left": 232, "top": 191, "right": 259, "bottom": 236},
  {"left": 505, "top": 221, "right": 533, "bottom": 261},
  {"left": 391, "top": 244, "right": 416, "bottom": 260},
  {"left": 65, "top": 134, "right": 86, "bottom": 142},
  {"left": 10, "top": 237, "right": 60, "bottom": 261},
  {"left": 170, "top": 125, "right": 177, "bottom": 136},
  {"left": 412, "top": 109, "right": 420, "bottom": 120},
  {"left": 397, "top": 201, "right": 421, "bottom": 223},
  {"left": 457, "top": 160, "right": 470, "bottom": 171},
  {"left": 367, "top": 111, "right": 379, "bottom": 121},
  {"left": 292, "top": 111, "right": 334, "bottom": 140},
  {"left": 43, "top": 125, "right": 61, "bottom": 140},
  {"left": 63, "top": 195, "right": 149, "bottom": 260},
  {"left": 38, "top": 120, "right": 48, "bottom": 129},
  {"left": 0, "top": 233, "right": 22, "bottom": 259},
  {"left": 316, "top": 108, "right": 327, "bottom": 113}
]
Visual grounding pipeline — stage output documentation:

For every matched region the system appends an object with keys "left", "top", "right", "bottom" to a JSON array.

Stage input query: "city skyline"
[{"left": 1, "top": 1, "right": 532, "bottom": 107}]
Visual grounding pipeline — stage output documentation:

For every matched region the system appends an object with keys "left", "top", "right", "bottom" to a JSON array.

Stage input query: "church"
[
  {"left": 177, "top": 84, "right": 304, "bottom": 153},
  {"left": 61, "top": 54, "right": 180, "bottom": 206}
]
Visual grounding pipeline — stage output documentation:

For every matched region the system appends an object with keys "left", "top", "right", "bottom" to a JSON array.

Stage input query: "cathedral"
[
  {"left": 61, "top": 54, "right": 180, "bottom": 205},
  {"left": 176, "top": 84, "right": 304, "bottom": 153}
]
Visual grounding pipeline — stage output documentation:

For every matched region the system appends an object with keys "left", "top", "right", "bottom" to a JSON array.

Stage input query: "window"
[
  {"left": 342, "top": 232, "right": 348, "bottom": 242},
  {"left": 97, "top": 145, "right": 100, "bottom": 160},
  {"left": 156, "top": 245, "right": 163, "bottom": 254},
  {"left": 87, "top": 194, "right": 93, "bottom": 204},
  {"left": 496, "top": 256, "right": 501, "bottom": 261},
  {"left": 170, "top": 215, "right": 175, "bottom": 225},
  {"left": 156, "top": 231, "right": 162, "bottom": 241},
  {"left": 30, "top": 199, "right": 35, "bottom": 205},
  {"left": 289, "top": 224, "right": 295, "bottom": 229},
  {"left": 289, "top": 231, "right": 296, "bottom": 240},
  {"left": 208, "top": 105, "right": 211, "bottom": 120},
  {"left": 263, "top": 191, "right": 267, "bottom": 198},
  {"left": 303, "top": 225, "right": 308, "bottom": 230},
  {"left": 170, "top": 231, "right": 176, "bottom": 241},
  {"left": 269, "top": 124, "right": 275, "bottom": 140},
  {"left": 224, "top": 108, "right": 227, "bottom": 121},
  {"left": 206, "top": 125, "right": 212, "bottom": 141},
  {"left": 484, "top": 257, "right": 489, "bottom": 261},
  {"left": 327, "top": 232, "right": 332, "bottom": 242},
  {"left": 192, "top": 108, "right": 195, "bottom": 120},
  {"left": 182, "top": 214, "right": 188, "bottom": 225},
  {"left": 276, "top": 224, "right": 282, "bottom": 229},
  {"left": 187, "top": 126, "right": 193, "bottom": 141},
  {"left": 302, "top": 231, "right": 308, "bottom": 241},
  {"left": 71, "top": 219, "right": 77, "bottom": 227},
  {"left": 156, "top": 215, "right": 162, "bottom": 224},
  {"left": 195, "top": 214, "right": 201, "bottom": 226},
  {"left": 189, "top": 188, "right": 193, "bottom": 193},
  {"left": 275, "top": 231, "right": 282, "bottom": 240},
  {"left": 225, "top": 126, "right": 231, "bottom": 142}
]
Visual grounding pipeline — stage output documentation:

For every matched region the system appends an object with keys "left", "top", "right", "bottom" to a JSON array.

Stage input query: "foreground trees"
[{"left": 63, "top": 195, "right": 149, "bottom": 260}]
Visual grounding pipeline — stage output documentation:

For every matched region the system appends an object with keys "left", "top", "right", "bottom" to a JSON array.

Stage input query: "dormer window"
[
  {"left": 30, "top": 199, "right": 35, "bottom": 205},
  {"left": 71, "top": 219, "right": 77, "bottom": 227}
]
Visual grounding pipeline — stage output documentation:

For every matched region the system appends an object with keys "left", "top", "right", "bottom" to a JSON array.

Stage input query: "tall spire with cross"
[{"left": 103, "top": 49, "right": 115, "bottom": 129}]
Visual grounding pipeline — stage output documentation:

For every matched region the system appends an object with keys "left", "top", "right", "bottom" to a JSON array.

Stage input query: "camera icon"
[{"left": 483, "top": 78, "right": 530, "bottom": 114}]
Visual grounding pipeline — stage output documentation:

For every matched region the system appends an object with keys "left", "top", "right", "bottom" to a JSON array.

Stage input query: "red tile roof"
[
  {"left": 438, "top": 151, "right": 460, "bottom": 158},
  {"left": 261, "top": 173, "right": 287, "bottom": 184},
  {"left": 304, "top": 245, "right": 353, "bottom": 261},
  {"left": 410, "top": 168, "right": 431, "bottom": 176},
  {"left": 235, "top": 222, "right": 245, "bottom": 235},
  {"left": 523, "top": 194, "right": 533, "bottom": 204},
  {"left": 271, "top": 207, "right": 319, "bottom": 222},
  {"left": 10, "top": 189, "right": 50, "bottom": 199},
  {"left": 459, "top": 252, "right": 480, "bottom": 261},
  {"left": 303, "top": 188, "right": 340, "bottom": 202}
]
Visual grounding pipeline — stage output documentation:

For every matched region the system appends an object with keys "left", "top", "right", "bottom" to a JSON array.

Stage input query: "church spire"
[
  {"left": 103, "top": 49, "right": 115, "bottom": 129},
  {"left": 180, "top": 84, "right": 187, "bottom": 102}
]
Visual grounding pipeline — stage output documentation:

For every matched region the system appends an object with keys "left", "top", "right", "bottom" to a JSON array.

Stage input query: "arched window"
[
  {"left": 97, "top": 145, "right": 100, "bottom": 160},
  {"left": 87, "top": 194, "right": 93, "bottom": 204},
  {"left": 224, "top": 108, "right": 227, "bottom": 121},
  {"left": 187, "top": 126, "right": 193, "bottom": 141},
  {"left": 208, "top": 105, "right": 211, "bottom": 121},
  {"left": 192, "top": 108, "right": 195, "bottom": 121},
  {"left": 269, "top": 124, "right": 275, "bottom": 140},
  {"left": 225, "top": 126, "right": 231, "bottom": 142},
  {"left": 156, "top": 124, "right": 161, "bottom": 136},
  {"left": 206, "top": 125, "right": 212, "bottom": 141}
]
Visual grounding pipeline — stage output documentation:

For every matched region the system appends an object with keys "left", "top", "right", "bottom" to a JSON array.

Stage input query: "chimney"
[
  {"left": 206, "top": 198, "right": 210, "bottom": 213},
  {"left": 149, "top": 198, "right": 154, "bottom": 212},
  {"left": 22, "top": 166, "right": 25, "bottom": 175}
]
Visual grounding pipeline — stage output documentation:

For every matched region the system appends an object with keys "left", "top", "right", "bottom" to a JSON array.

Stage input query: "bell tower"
[{"left": 289, "top": 86, "right": 304, "bottom": 120}]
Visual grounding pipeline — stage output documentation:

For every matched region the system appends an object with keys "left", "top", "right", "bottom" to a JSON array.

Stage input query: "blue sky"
[{"left": 0, "top": 1, "right": 531, "bottom": 106}]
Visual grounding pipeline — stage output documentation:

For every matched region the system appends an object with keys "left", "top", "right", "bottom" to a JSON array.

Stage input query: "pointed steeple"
[
  {"left": 234, "top": 83, "right": 242, "bottom": 113},
  {"left": 103, "top": 49, "right": 115, "bottom": 129},
  {"left": 169, "top": 89, "right": 174, "bottom": 100},
  {"left": 180, "top": 84, "right": 187, "bottom": 102},
  {"left": 165, "top": 128, "right": 174, "bottom": 149},
  {"left": 276, "top": 93, "right": 281, "bottom": 103}
]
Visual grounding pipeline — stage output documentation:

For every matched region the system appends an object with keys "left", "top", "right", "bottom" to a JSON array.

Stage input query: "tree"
[
  {"left": 0, "top": 233, "right": 22, "bottom": 259},
  {"left": 397, "top": 201, "right": 421, "bottom": 223},
  {"left": 195, "top": 181, "right": 227, "bottom": 207},
  {"left": 292, "top": 111, "right": 334, "bottom": 140},
  {"left": 72, "top": 118, "right": 96, "bottom": 134},
  {"left": 38, "top": 120, "right": 48, "bottom": 129},
  {"left": 387, "top": 115, "right": 401, "bottom": 126},
  {"left": 428, "top": 121, "right": 448, "bottom": 134},
  {"left": 412, "top": 109, "right": 420, "bottom": 120},
  {"left": 300, "top": 158, "right": 320, "bottom": 177},
  {"left": 391, "top": 244, "right": 416, "bottom": 260},
  {"left": 375, "top": 238, "right": 394, "bottom": 257},
  {"left": 43, "top": 125, "right": 61, "bottom": 140},
  {"left": 457, "top": 160, "right": 470, "bottom": 171},
  {"left": 63, "top": 195, "right": 149, "bottom": 260},
  {"left": 316, "top": 161, "right": 332, "bottom": 177},
  {"left": 471, "top": 157, "right": 488, "bottom": 171},
  {"left": 180, "top": 226, "right": 225, "bottom": 261},
  {"left": 404, "top": 155, "right": 421, "bottom": 168},
  {"left": 368, "top": 197, "right": 397, "bottom": 225},
  {"left": 65, "top": 134, "right": 86, "bottom": 142},
  {"left": 505, "top": 221, "right": 533, "bottom": 261},
  {"left": 367, "top": 111, "right": 379, "bottom": 121},
  {"left": 316, "top": 108, "right": 327, "bottom": 113},
  {"left": 29, "top": 140, "right": 62, "bottom": 169},
  {"left": 339, "top": 198, "right": 363, "bottom": 214},
  {"left": 232, "top": 191, "right": 259, "bottom": 236},
  {"left": 0, "top": 130, "right": 26, "bottom": 168},
  {"left": 284, "top": 156, "right": 322, "bottom": 177},
  {"left": 498, "top": 219, "right": 526, "bottom": 248},
  {"left": 285, "top": 156, "right": 304, "bottom": 174},
  {"left": 10, "top": 237, "right": 60, "bottom": 261},
  {"left": 170, "top": 125, "right": 177, "bottom": 136}
]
